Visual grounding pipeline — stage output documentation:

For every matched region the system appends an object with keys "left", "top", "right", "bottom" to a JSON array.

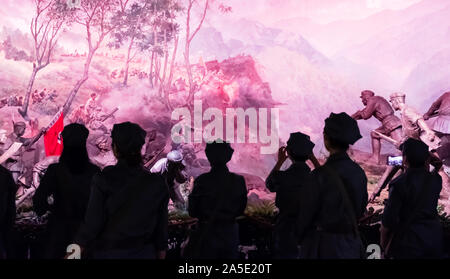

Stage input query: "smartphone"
[{"left": 387, "top": 155, "right": 403, "bottom": 166}]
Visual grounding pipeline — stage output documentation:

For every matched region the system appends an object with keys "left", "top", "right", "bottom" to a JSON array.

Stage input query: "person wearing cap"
[
  {"left": 265, "top": 132, "right": 319, "bottom": 259},
  {"left": 389, "top": 92, "right": 449, "bottom": 202},
  {"left": 33, "top": 124, "right": 100, "bottom": 259},
  {"left": 150, "top": 150, "right": 188, "bottom": 209},
  {"left": 298, "top": 112, "right": 368, "bottom": 259},
  {"left": 381, "top": 138, "right": 443, "bottom": 258},
  {"left": 3, "top": 121, "right": 45, "bottom": 182},
  {"left": 187, "top": 140, "right": 247, "bottom": 259},
  {"left": 84, "top": 92, "right": 98, "bottom": 118},
  {"left": 352, "top": 90, "right": 402, "bottom": 164},
  {"left": 74, "top": 122, "right": 168, "bottom": 259},
  {"left": 0, "top": 165, "right": 16, "bottom": 259},
  {"left": 389, "top": 92, "right": 437, "bottom": 145}
]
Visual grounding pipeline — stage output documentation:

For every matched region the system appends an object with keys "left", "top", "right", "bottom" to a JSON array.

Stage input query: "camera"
[{"left": 387, "top": 155, "right": 403, "bottom": 166}]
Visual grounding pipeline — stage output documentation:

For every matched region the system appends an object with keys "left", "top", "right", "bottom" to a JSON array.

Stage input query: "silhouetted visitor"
[
  {"left": 186, "top": 141, "right": 247, "bottom": 259},
  {"left": 381, "top": 138, "right": 444, "bottom": 259},
  {"left": 298, "top": 112, "right": 368, "bottom": 259},
  {"left": 266, "top": 132, "right": 318, "bottom": 258},
  {"left": 33, "top": 124, "right": 100, "bottom": 259},
  {"left": 0, "top": 165, "right": 16, "bottom": 259},
  {"left": 74, "top": 122, "right": 168, "bottom": 259}
]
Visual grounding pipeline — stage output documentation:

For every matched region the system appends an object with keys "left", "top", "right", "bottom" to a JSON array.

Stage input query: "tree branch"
[{"left": 188, "top": 0, "right": 208, "bottom": 43}]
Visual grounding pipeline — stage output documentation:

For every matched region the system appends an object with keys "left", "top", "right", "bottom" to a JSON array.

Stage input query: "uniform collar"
[
  {"left": 210, "top": 164, "right": 229, "bottom": 172},
  {"left": 288, "top": 161, "right": 309, "bottom": 170},
  {"left": 326, "top": 151, "right": 350, "bottom": 164}
]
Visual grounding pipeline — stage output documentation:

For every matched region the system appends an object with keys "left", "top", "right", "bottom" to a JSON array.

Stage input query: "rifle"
[
  {"left": 100, "top": 107, "right": 119, "bottom": 122},
  {"left": 368, "top": 165, "right": 402, "bottom": 203},
  {"left": 373, "top": 131, "right": 399, "bottom": 146},
  {"left": 143, "top": 148, "right": 165, "bottom": 169}
]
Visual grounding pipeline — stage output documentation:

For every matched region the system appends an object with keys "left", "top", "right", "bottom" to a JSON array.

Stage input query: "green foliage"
[
  {"left": 168, "top": 208, "right": 192, "bottom": 222},
  {"left": 244, "top": 199, "right": 277, "bottom": 221}
]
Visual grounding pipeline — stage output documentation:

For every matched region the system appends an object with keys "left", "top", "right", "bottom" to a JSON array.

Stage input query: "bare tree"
[
  {"left": 19, "top": 0, "right": 65, "bottom": 120},
  {"left": 59, "top": 0, "right": 118, "bottom": 115},
  {"left": 184, "top": 0, "right": 208, "bottom": 105}
]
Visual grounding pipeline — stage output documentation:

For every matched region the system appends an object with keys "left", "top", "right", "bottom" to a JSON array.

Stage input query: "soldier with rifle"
[
  {"left": 369, "top": 92, "right": 448, "bottom": 205},
  {"left": 1, "top": 122, "right": 45, "bottom": 183},
  {"left": 351, "top": 90, "right": 402, "bottom": 164}
]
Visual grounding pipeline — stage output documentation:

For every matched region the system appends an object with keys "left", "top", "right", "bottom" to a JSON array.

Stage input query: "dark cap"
[
  {"left": 61, "top": 123, "right": 89, "bottom": 147},
  {"left": 324, "top": 112, "right": 362, "bottom": 145},
  {"left": 400, "top": 138, "right": 429, "bottom": 166},
  {"left": 361, "top": 90, "right": 375, "bottom": 98},
  {"left": 111, "top": 121, "right": 146, "bottom": 154},
  {"left": 205, "top": 140, "right": 234, "bottom": 166},
  {"left": 286, "top": 132, "right": 315, "bottom": 159},
  {"left": 14, "top": 122, "right": 26, "bottom": 129}
]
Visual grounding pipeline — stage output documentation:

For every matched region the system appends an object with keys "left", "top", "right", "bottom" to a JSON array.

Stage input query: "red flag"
[{"left": 44, "top": 112, "right": 64, "bottom": 156}]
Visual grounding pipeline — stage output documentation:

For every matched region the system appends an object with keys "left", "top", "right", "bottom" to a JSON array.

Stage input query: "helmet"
[{"left": 167, "top": 150, "right": 183, "bottom": 162}]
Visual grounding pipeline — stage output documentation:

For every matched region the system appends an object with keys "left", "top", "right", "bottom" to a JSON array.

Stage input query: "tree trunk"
[
  {"left": 123, "top": 37, "right": 134, "bottom": 86},
  {"left": 159, "top": 30, "right": 169, "bottom": 96},
  {"left": 167, "top": 35, "right": 178, "bottom": 93},
  {"left": 155, "top": 56, "right": 160, "bottom": 88},
  {"left": 18, "top": 65, "right": 38, "bottom": 120},
  {"left": 62, "top": 49, "right": 95, "bottom": 116},
  {"left": 184, "top": 43, "right": 194, "bottom": 104},
  {"left": 149, "top": 51, "right": 155, "bottom": 88}
]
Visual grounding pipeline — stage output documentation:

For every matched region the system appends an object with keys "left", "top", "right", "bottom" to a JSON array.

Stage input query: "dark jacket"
[
  {"left": 33, "top": 162, "right": 100, "bottom": 258},
  {"left": 75, "top": 162, "right": 169, "bottom": 259},
  {"left": 0, "top": 165, "right": 16, "bottom": 258},
  {"left": 298, "top": 152, "right": 368, "bottom": 259},
  {"left": 266, "top": 161, "right": 313, "bottom": 258},
  {"left": 382, "top": 168, "right": 443, "bottom": 258},
  {"left": 188, "top": 165, "right": 247, "bottom": 259}
]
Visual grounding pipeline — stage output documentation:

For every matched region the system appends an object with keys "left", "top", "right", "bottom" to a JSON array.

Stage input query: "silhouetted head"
[
  {"left": 401, "top": 138, "right": 429, "bottom": 168},
  {"left": 323, "top": 112, "right": 362, "bottom": 152},
  {"left": 111, "top": 121, "right": 146, "bottom": 166},
  {"left": 60, "top": 123, "right": 90, "bottom": 173},
  {"left": 286, "top": 132, "right": 314, "bottom": 162},
  {"left": 205, "top": 140, "right": 234, "bottom": 167},
  {"left": 360, "top": 90, "right": 375, "bottom": 106},
  {"left": 389, "top": 92, "right": 406, "bottom": 111},
  {"left": 13, "top": 122, "right": 26, "bottom": 137}
]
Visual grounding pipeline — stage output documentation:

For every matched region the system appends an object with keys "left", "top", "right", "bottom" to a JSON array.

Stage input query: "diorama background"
[{"left": 1, "top": 0, "right": 449, "bottom": 177}]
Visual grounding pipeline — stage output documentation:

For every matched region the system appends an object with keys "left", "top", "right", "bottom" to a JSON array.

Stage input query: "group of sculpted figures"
[
  {"left": 0, "top": 89, "right": 449, "bottom": 259},
  {"left": 352, "top": 91, "right": 450, "bottom": 204}
]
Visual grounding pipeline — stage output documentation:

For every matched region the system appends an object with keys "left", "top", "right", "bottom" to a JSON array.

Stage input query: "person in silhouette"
[
  {"left": 298, "top": 112, "right": 368, "bottom": 259},
  {"left": 33, "top": 123, "right": 100, "bottom": 259},
  {"left": 74, "top": 122, "right": 168, "bottom": 259},
  {"left": 266, "top": 132, "right": 318, "bottom": 258},
  {"left": 187, "top": 141, "right": 247, "bottom": 259}
]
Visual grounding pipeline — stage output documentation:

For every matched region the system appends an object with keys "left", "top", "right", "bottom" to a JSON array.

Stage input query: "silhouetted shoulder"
[
  {"left": 101, "top": 165, "right": 116, "bottom": 175},
  {"left": 87, "top": 162, "right": 101, "bottom": 173}
]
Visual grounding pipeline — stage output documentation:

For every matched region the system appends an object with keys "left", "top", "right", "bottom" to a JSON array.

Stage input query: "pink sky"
[
  {"left": 223, "top": 0, "right": 422, "bottom": 24},
  {"left": 0, "top": 0, "right": 436, "bottom": 53}
]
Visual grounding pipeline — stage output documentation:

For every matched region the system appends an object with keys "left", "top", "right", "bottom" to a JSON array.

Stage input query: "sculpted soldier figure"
[
  {"left": 91, "top": 136, "right": 117, "bottom": 169},
  {"left": 150, "top": 150, "right": 188, "bottom": 209},
  {"left": 2, "top": 122, "right": 44, "bottom": 182},
  {"left": 84, "top": 93, "right": 98, "bottom": 121},
  {"left": 352, "top": 90, "right": 402, "bottom": 164},
  {"left": 424, "top": 92, "right": 450, "bottom": 166},
  {"left": 369, "top": 92, "right": 446, "bottom": 203},
  {"left": 389, "top": 93, "right": 438, "bottom": 148}
]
